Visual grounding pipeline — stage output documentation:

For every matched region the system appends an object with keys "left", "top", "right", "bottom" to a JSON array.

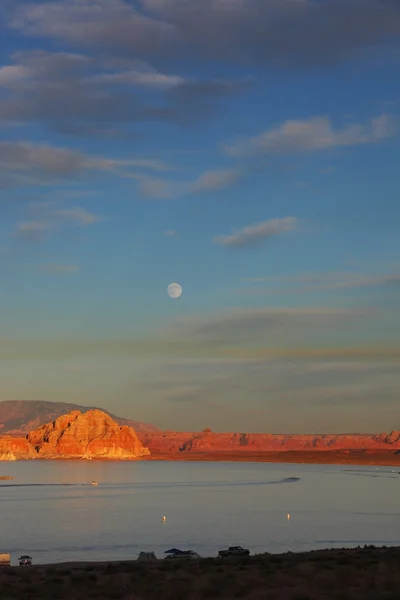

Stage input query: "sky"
[{"left": 0, "top": 0, "right": 399, "bottom": 433}]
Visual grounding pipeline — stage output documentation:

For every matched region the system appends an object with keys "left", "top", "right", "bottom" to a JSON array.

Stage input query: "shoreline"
[
  {"left": 2, "top": 546, "right": 400, "bottom": 599},
  {"left": 21, "top": 543, "right": 400, "bottom": 567},
  {"left": 2, "top": 450, "right": 400, "bottom": 466},
  {"left": 143, "top": 450, "right": 400, "bottom": 466}
]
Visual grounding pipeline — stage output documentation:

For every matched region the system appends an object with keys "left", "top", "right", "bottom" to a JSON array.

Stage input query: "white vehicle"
[{"left": 137, "top": 551, "right": 157, "bottom": 562}]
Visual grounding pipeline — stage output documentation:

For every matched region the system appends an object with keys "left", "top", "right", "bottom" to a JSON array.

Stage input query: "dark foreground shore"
[
  {"left": 2, "top": 546, "right": 400, "bottom": 600},
  {"left": 145, "top": 450, "right": 400, "bottom": 466}
]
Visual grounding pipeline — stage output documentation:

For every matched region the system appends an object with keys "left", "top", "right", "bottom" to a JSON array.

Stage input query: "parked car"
[
  {"left": 218, "top": 546, "right": 250, "bottom": 557},
  {"left": 165, "top": 550, "right": 201, "bottom": 560},
  {"left": 18, "top": 556, "right": 32, "bottom": 567}
]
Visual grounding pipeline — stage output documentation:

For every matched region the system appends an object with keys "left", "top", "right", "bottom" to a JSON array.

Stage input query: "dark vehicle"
[
  {"left": 218, "top": 546, "right": 250, "bottom": 557},
  {"left": 165, "top": 549, "right": 201, "bottom": 560},
  {"left": 18, "top": 556, "right": 32, "bottom": 567}
]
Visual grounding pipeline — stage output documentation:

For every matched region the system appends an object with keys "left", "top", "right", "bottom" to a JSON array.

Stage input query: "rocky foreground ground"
[{"left": 0, "top": 546, "right": 399, "bottom": 599}]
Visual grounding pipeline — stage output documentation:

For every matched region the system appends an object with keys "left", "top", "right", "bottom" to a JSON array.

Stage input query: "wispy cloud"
[
  {"left": 0, "top": 48, "right": 248, "bottom": 134},
  {"left": 41, "top": 264, "right": 78, "bottom": 275},
  {"left": 15, "top": 202, "right": 103, "bottom": 242},
  {"left": 173, "top": 306, "right": 373, "bottom": 342},
  {"left": 15, "top": 221, "right": 52, "bottom": 243},
  {"left": 9, "top": 0, "right": 400, "bottom": 69},
  {"left": 0, "top": 337, "right": 397, "bottom": 363},
  {"left": 138, "top": 167, "right": 242, "bottom": 199},
  {"left": 90, "top": 62, "right": 186, "bottom": 89},
  {"left": 106, "top": 352, "right": 400, "bottom": 431},
  {"left": 240, "top": 269, "right": 400, "bottom": 294},
  {"left": 0, "top": 140, "right": 172, "bottom": 188},
  {"left": 54, "top": 207, "right": 103, "bottom": 226},
  {"left": 60, "top": 364, "right": 96, "bottom": 373},
  {"left": 225, "top": 114, "right": 396, "bottom": 156},
  {"left": 214, "top": 217, "right": 298, "bottom": 248}
]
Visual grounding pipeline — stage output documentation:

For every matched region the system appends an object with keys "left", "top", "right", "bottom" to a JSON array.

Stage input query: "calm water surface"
[{"left": 0, "top": 460, "right": 399, "bottom": 564}]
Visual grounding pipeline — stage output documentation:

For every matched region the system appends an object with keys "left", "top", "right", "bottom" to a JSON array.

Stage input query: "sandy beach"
[{"left": 1, "top": 546, "right": 399, "bottom": 599}]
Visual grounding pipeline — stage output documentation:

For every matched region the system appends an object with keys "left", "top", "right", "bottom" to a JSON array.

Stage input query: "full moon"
[{"left": 167, "top": 283, "right": 182, "bottom": 299}]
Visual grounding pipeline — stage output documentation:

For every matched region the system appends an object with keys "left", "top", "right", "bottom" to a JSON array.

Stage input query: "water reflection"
[{"left": 0, "top": 461, "right": 399, "bottom": 564}]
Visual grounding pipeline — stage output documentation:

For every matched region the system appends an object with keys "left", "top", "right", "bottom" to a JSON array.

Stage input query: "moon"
[{"left": 167, "top": 283, "right": 182, "bottom": 299}]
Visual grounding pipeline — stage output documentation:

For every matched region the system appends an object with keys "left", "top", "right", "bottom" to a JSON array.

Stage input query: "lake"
[{"left": 0, "top": 460, "right": 399, "bottom": 565}]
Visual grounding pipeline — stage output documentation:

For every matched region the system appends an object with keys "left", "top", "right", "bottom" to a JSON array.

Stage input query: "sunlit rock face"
[
  {"left": 0, "top": 437, "right": 37, "bottom": 460},
  {"left": 0, "top": 400, "right": 158, "bottom": 437},
  {"left": 27, "top": 409, "right": 150, "bottom": 459},
  {"left": 137, "top": 428, "right": 400, "bottom": 454}
]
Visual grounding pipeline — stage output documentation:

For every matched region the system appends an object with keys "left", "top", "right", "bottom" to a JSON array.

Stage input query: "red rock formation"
[
  {"left": 1, "top": 408, "right": 400, "bottom": 460},
  {"left": 26, "top": 410, "right": 150, "bottom": 459},
  {"left": 0, "top": 437, "right": 37, "bottom": 460},
  {"left": 0, "top": 400, "right": 158, "bottom": 437},
  {"left": 137, "top": 428, "right": 400, "bottom": 455}
]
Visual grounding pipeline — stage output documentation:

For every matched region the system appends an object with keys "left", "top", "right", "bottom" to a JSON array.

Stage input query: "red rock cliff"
[
  {"left": 137, "top": 429, "right": 400, "bottom": 454},
  {"left": 0, "top": 437, "right": 37, "bottom": 460},
  {"left": 1, "top": 409, "right": 400, "bottom": 460},
  {"left": 26, "top": 409, "right": 150, "bottom": 459}
]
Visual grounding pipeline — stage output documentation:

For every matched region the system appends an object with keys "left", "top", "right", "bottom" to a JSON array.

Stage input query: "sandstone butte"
[
  {"left": 0, "top": 410, "right": 150, "bottom": 460},
  {"left": 0, "top": 400, "right": 159, "bottom": 436}
]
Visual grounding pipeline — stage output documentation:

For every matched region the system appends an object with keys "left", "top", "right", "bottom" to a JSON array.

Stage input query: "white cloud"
[
  {"left": 0, "top": 140, "right": 172, "bottom": 188},
  {"left": 138, "top": 167, "right": 241, "bottom": 199},
  {"left": 225, "top": 114, "right": 396, "bottom": 156},
  {"left": 214, "top": 217, "right": 298, "bottom": 248},
  {"left": 91, "top": 62, "right": 186, "bottom": 88},
  {"left": 190, "top": 168, "right": 242, "bottom": 193},
  {"left": 0, "top": 65, "right": 32, "bottom": 87}
]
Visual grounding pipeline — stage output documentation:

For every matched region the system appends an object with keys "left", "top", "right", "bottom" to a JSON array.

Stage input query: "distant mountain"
[{"left": 0, "top": 401, "right": 159, "bottom": 436}]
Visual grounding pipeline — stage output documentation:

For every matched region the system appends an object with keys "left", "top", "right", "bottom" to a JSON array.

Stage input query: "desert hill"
[{"left": 0, "top": 400, "right": 158, "bottom": 437}]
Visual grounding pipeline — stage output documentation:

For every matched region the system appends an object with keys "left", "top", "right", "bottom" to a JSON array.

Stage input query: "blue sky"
[{"left": 0, "top": 0, "right": 399, "bottom": 433}]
